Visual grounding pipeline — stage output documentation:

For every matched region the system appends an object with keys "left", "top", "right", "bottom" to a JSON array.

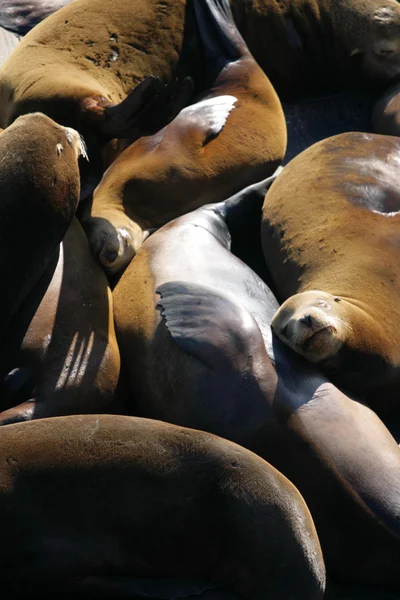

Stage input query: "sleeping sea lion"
[
  {"left": 0, "top": 112, "right": 85, "bottom": 342},
  {"left": 261, "top": 131, "right": 400, "bottom": 415},
  {"left": 82, "top": 0, "right": 286, "bottom": 276},
  {"left": 0, "top": 218, "right": 121, "bottom": 425},
  {"left": 372, "top": 82, "right": 400, "bottom": 136},
  {"left": 113, "top": 177, "right": 400, "bottom": 591},
  {"left": 0, "top": 414, "right": 325, "bottom": 599}
]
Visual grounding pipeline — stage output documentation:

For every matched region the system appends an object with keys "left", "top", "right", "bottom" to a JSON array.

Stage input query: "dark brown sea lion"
[
  {"left": 372, "top": 82, "right": 400, "bottom": 136},
  {"left": 0, "top": 112, "right": 85, "bottom": 343},
  {"left": 261, "top": 131, "right": 400, "bottom": 415},
  {"left": 0, "top": 413, "right": 325, "bottom": 599},
  {"left": 0, "top": 0, "right": 74, "bottom": 35},
  {"left": 113, "top": 177, "right": 400, "bottom": 591},
  {"left": 0, "top": 218, "right": 121, "bottom": 425},
  {"left": 83, "top": 0, "right": 286, "bottom": 276}
]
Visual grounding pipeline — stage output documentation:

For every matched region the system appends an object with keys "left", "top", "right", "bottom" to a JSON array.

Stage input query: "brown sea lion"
[
  {"left": 0, "top": 112, "right": 85, "bottom": 343},
  {"left": 372, "top": 82, "right": 400, "bottom": 136},
  {"left": 82, "top": 0, "right": 286, "bottom": 276},
  {"left": 0, "top": 0, "right": 194, "bottom": 199},
  {"left": 0, "top": 414, "right": 325, "bottom": 599},
  {"left": 261, "top": 131, "right": 400, "bottom": 414},
  {"left": 0, "top": 218, "right": 121, "bottom": 426},
  {"left": 113, "top": 177, "right": 400, "bottom": 591}
]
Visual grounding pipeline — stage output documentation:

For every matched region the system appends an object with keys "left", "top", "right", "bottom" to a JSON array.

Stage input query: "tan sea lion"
[
  {"left": 83, "top": 0, "right": 286, "bottom": 276},
  {"left": 0, "top": 218, "right": 121, "bottom": 425},
  {"left": 372, "top": 82, "right": 400, "bottom": 136},
  {"left": 0, "top": 414, "right": 325, "bottom": 599},
  {"left": 0, "top": 112, "right": 85, "bottom": 343},
  {"left": 112, "top": 177, "right": 400, "bottom": 591},
  {"left": 261, "top": 131, "right": 400, "bottom": 414}
]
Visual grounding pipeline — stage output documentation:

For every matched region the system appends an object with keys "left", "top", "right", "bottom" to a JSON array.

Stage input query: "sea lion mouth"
[{"left": 301, "top": 324, "right": 337, "bottom": 350}]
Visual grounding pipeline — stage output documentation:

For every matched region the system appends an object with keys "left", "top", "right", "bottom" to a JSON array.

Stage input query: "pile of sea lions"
[{"left": 1, "top": 0, "right": 400, "bottom": 598}]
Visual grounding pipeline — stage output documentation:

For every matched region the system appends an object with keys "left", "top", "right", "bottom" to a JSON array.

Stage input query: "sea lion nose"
[{"left": 300, "top": 314, "right": 313, "bottom": 328}]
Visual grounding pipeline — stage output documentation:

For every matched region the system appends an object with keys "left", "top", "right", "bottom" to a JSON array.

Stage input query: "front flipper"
[
  {"left": 156, "top": 281, "right": 273, "bottom": 438},
  {"left": 176, "top": 95, "right": 237, "bottom": 147},
  {"left": 156, "top": 281, "right": 262, "bottom": 372},
  {"left": 84, "top": 76, "right": 193, "bottom": 140}
]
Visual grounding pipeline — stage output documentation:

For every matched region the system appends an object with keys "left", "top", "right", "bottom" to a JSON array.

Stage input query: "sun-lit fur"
[{"left": 262, "top": 131, "right": 400, "bottom": 407}]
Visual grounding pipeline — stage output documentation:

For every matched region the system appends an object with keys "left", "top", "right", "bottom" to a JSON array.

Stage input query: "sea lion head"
[
  {"left": 342, "top": 1, "right": 400, "bottom": 83},
  {"left": 271, "top": 291, "right": 349, "bottom": 363}
]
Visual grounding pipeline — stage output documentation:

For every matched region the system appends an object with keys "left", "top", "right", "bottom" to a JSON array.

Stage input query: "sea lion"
[
  {"left": 82, "top": 0, "right": 286, "bottom": 277},
  {"left": 372, "top": 82, "right": 400, "bottom": 136},
  {"left": 0, "top": 112, "right": 85, "bottom": 343},
  {"left": 0, "top": 218, "right": 121, "bottom": 426},
  {"left": 261, "top": 131, "right": 400, "bottom": 414},
  {"left": 0, "top": 0, "right": 194, "bottom": 199},
  {"left": 113, "top": 177, "right": 400, "bottom": 590},
  {"left": 0, "top": 414, "right": 325, "bottom": 599},
  {"left": 0, "top": 0, "right": 75, "bottom": 35}
]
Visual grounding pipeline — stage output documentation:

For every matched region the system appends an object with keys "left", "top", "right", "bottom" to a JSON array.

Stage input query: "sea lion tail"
[{"left": 193, "top": 0, "right": 249, "bottom": 69}]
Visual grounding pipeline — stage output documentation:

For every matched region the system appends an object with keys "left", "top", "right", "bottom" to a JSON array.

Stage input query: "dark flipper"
[
  {"left": 193, "top": 0, "right": 248, "bottom": 78},
  {"left": 156, "top": 281, "right": 262, "bottom": 372},
  {"left": 156, "top": 281, "right": 272, "bottom": 438},
  {"left": 87, "top": 76, "right": 193, "bottom": 140}
]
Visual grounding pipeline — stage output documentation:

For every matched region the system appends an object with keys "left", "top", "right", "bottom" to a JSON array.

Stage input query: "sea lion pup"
[
  {"left": 261, "top": 131, "right": 400, "bottom": 412},
  {"left": 0, "top": 414, "right": 325, "bottom": 600},
  {"left": 372, "top": 82, "right": 400, "bottom": 136},
  {"left": 113, "top": 177, "right": 400, "bottom": 591},
  {"left": 0, "top": 0, "right": 194, "bottom": 199},
  {"left": 0, "top": 218, "right": 121, "bottom": 426},
  {"left": 0, "top": 112, "right": 85, "bottom": 343},
  {"left": 82, "top": 0, "right": 286, "bottom": 276}
]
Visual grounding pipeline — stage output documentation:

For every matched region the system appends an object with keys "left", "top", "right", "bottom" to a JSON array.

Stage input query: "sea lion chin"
[{"left": 271, "top": 291, "right": 347, "bottom": 362}]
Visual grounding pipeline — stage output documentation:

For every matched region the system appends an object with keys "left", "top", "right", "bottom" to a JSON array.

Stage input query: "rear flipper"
[
  {"left": 193, "top": 0, "right": 249, "bottom": 79},
  {"left": 156, "top": 281, "right": 272, "bottom": 439}
]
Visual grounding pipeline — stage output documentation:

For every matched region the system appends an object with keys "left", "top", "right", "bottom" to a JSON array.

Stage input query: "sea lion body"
[
  {"left": 0, "top": 414, "right": 325, "bottom": 599},
  {"left": 261, "top": 132, "right": 400, "bottom": 410},
  {"left": 0, "top": 0, "right": 196, "bottom": 197},
  {"left": 0, "top": 218, "right": 121, "bottom": 425},
  {"left": 84, "top": 0, "right": 286, "bottom": 276},
  {"left": 0, "top": 112, "right": 84, "bottom": 343},
  {"left": 113, "top": 178, "right": 400, "bottom": 590}
]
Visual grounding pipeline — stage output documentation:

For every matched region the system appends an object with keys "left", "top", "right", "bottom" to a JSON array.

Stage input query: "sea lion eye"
[
  {"left": 334, "top": 297, "right": 341, "bottom": 303},
  {"left": 56, "top": 143, "right": 63, "bottom": 156}
]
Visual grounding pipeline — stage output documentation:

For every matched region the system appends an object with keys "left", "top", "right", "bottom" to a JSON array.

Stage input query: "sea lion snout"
[
  {"left": 272, "top": 291, "right": 345, "bottom": 362},
  {"left": 64, "top": 127, "right": 88, "bottom": 161}
]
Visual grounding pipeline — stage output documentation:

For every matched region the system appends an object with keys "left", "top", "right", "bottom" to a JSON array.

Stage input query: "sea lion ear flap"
[{"left": 83, "top": 75, "right": 194, "bottom": 140}]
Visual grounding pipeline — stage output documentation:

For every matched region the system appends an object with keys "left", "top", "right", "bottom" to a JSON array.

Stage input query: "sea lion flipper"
[
  {"left": 178, "top": 95, "right": 237, "bottom": 146},
  {"left": 156, "top": 281, "right": 264, "bottom": 371}
]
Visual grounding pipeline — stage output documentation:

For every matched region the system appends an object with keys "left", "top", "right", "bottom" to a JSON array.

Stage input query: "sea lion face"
[
  {"left": 355, "top": 4, "right": 400, "bottom": 82},
  {"left": 271, "top": 291, "right": 348, "bottom": 363}
]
